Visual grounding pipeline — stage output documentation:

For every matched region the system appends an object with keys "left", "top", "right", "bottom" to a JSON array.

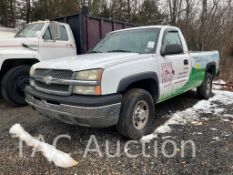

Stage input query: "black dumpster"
[{"left": 54, "top": 14, "right": 135, "bottom": 54}]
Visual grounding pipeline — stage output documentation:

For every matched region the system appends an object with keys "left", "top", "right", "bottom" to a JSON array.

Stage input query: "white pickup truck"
[
  {"left": 0, "top": 21, "right": 77, "bottom": 106},
  {"left": 0, "top": 15, "right": 133, "bottom": 106},
  {"left": 25, "top": 26, "right": 220, "bottom": 139}
]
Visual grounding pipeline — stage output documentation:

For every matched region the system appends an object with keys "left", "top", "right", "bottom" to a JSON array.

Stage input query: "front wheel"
[
  {"left": 197, "top": 73, "right": 213, "bottom": 100},
  {"left": 117, "top": 89, "right": 155, "bottom": 140},
  {"left": 1, "top": 65, "right": 30, "bottom": 106}
]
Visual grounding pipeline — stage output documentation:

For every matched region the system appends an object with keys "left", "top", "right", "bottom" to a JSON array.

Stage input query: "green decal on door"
[{"left": 158, "top": 67, "right": 205, "bottom": 103}]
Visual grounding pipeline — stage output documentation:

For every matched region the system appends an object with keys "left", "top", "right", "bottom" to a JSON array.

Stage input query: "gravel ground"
[{"left": 0, "top": 91, "right": 233, "bottom": 175}]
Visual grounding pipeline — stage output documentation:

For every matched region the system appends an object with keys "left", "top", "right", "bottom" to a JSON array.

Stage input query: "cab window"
[
  {"left": 162, "top": 31, "right": 183, "bottom": 54},
  {"left": 43, "top": 25, "right": 69, "bottom": 41},
  {"left": 43, "top": 26, "right": 52, "bottom": 40},
  {"left": 58, "top": 25, "right": 69, "bottom": 41}
]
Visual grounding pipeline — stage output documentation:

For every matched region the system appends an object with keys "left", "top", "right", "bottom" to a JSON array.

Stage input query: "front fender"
[
  {"left": 0, "top": 50, "right": 39, "bottom": 70},
  {"left": 101, "top": 55, "right": 160, "bottom": 96},
  {"left": 117, "top": 72, "right": 159, "bottom": 93}
]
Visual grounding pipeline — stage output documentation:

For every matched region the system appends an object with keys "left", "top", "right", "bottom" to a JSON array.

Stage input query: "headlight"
[
  {"left": 73, "top": 69, "right": 103, "bottom": 95},
  {"left": 73, "top": 86, "right": 101, "bottom": 95},
  {"left": 75, "top": 69, "right": 103, "bottom": 81}
]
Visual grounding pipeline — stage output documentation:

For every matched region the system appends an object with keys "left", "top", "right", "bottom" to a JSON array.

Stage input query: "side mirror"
[
  {"left": 161, "top": 44, "right": 183, "bottom": 56},
  {"left": 50, "top": 22, "right": 60, "bottom": 40}
]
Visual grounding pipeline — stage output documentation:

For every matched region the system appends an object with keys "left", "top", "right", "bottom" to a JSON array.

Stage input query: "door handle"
[
  {"left": 66, "top": 44, "right": 73, "bottom": 48},
  {"left": 184, "top": 59, "right": 189, "bottom": 65}
]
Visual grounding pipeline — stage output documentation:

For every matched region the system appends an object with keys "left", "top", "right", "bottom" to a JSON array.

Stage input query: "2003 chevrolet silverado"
[
  {"left": 25, "top": 26, "right": 220, "bottom": 139},
  {"left": 0, "top": 14, "right": 133, "bottom": 106}
]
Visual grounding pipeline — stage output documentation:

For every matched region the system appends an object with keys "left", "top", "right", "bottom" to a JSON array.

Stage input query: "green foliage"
[
  {"left": 31, "top": 0, "right": 81, "bottom": 21},
  {"left": 0, "top": 0, "right": 232, "bottom": 55},
  {"left": 0, "top": 0, "right": 165, "bottom": 26},
  {"left": 137, "top": 0, "right": 165, "bottom": 25},
  {"left": 88, "top": 0, "right": 165, "bottom": 24}
]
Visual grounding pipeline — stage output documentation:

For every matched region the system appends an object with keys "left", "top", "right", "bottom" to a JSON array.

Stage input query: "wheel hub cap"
[{"left": 133, "top": 100, "right": 149, "bottom": 130}]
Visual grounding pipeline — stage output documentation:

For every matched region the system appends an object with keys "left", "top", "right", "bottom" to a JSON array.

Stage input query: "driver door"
[
  {"left": 159, "top": 30, "right": 192, "bottom": 101},
  {"left": 39, "top": 24, "right": 75, "bottom": 60}
]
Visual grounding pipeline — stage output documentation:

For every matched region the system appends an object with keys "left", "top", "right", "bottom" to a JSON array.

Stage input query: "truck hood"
[
  {"left": 0, "top": 37, "right": 38, "bottom": 51},
  {"left": 33, "top": 53, "right": 150, "bottom": 71}
]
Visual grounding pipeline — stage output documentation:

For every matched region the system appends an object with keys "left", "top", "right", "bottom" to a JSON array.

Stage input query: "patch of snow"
[
  {"left": 192, "top": 132, "right": 203, "bottom": 136},
  {"left": 213, "top": 80, "right": 226, "bottom": 91},
  {"left": 155, "top": 125, "right": 172, "bottom": 134},
  {"left": 220, "top": 114, "right": 233, "bottom": 122},
  {"left": 193, "top": 100, "right": 215, "bottom": 111},
  {"left": 193, "top": 93, "right": 229, "bottom": 115},
  {"left": 141, "top": 109, "right": 199, "bottom": 141},
  {"left": 223, "top": 114, "right": 233, "bottom": 118},
  {"left": 213, "top": 80, "right": 226, "bottom": 85},
  {"left": 193, "top": 100, "right": 225, "bottom": 115},
  {"left": 213, "top": 108, "right": 225, "bottom": 114},
  {"left": 162, "top": 136, "right": 172, "bottom": 140},
  {"left": 222, "top": 118, "right": 231, "bottom": 122},
  {"left": 193, "top": 90, "right": 233, "bottom": 114},
  {"left": 9, "top": 124, "right": 78, "bottom": 168},
  {"left": 213, "top": 84, "right": 222, "bottom": 90},
  {"left": 212, "top": 137, "right": 221, "bottom": 142},
  {"left": 211, "top": 90, "right": 233, "bottom": 105},
  {"left": 191, "top": 121, "right": 204, "bottom": 126},
  {"left": 201, "top": 117, "right": 209, "bottom": 121},
  {"left": 222, "top": 132, "right": 231, "bottom": 137},
  {"left": 141, "top": 134, "right": 158, "bottom": 142},
  {"left": 141, "top": 90, "right": 233, "bottom": 142},
  {"left": 210, "top": 128, "right": 218, "bottom": 131}
]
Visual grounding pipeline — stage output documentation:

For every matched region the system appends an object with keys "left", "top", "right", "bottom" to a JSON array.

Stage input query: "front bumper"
[{"left": 25, "top": 86, "right": 122, "bottom": 128}]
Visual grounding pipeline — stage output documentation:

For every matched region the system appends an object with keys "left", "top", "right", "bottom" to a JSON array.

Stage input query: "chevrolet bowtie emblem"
[{"left": 43, "top": 76, "right": 53, "bottom": 85}]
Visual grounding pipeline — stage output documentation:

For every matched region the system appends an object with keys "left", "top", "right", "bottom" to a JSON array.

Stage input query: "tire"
[
  {"left": 197, "top": 73, "right": 213, "bottom": 100},
  {"left": 1, "top": 65, "right": 30, "bottom": 106},
  {"left": 117, "top": 89, "right": 155, "bottom": 140}
]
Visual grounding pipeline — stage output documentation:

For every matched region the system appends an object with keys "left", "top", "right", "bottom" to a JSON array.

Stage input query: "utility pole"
[{"left": 82, "top": 0, "right": 89, "bottom": 15}]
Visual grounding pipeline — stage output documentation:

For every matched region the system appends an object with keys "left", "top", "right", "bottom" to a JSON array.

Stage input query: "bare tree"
[{"left": 167, "top": 0, "right": 184, "bottom": 25}]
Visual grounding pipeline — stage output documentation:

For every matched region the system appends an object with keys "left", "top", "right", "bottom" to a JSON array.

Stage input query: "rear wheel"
[
  {"left": 197, "top": 73, "right": 213, "bottom": 99},
  {"left": 1, "top": 65, "right": 30, "bottom": 106},
  {"left": 117, "top": 89, "right": 155, "bottom": 140}
]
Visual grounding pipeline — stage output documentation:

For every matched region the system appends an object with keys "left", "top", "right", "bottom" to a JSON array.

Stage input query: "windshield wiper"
[{"left": 107, "top": 50, "right": 132, "bottom": 53}]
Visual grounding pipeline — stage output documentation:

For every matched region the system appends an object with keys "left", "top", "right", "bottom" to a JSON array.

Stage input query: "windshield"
[
  {"left": 15, "top": 23, "right": 44, "bottom": 38},
  {"left": 92, "top": 28, "right": 161, "bottom": 54}
]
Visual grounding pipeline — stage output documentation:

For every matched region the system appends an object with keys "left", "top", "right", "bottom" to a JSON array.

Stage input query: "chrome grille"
[
  {"left": 35, "top": 69, "right": 73, "bottom": 80},
  {"left": 33, "top": 69, "right": 74, "bottom": 95}
]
